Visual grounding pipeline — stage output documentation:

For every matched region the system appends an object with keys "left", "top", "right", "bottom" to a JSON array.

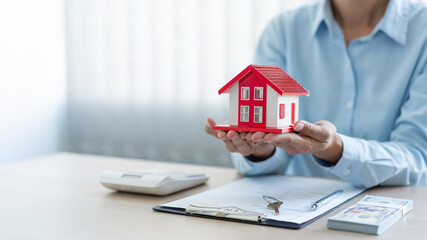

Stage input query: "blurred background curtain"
[
  {"left": 65, "top": 0, "right": 314, "bottom": 167},
  {"left": 0, "top": 0, "right": 66, "bottom": 163}
]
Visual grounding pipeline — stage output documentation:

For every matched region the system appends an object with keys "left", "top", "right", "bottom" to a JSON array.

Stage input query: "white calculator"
[{"left": 99, "top": 169, "right": 209, "bottom": 196}]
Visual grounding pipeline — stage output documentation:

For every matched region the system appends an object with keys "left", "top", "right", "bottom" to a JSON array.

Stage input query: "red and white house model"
[{"left": 213, "top": 65, "right": 309, "bottom": 133}]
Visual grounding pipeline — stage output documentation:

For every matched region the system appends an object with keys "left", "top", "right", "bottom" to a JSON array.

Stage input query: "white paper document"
[{"left": 160, "top": 175, "right": 365, "bottom": 224}]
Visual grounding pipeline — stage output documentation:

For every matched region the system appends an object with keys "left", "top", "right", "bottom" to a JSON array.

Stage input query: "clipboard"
[{"left": 153, "top": 175, "right": 365, "bottom": 229}]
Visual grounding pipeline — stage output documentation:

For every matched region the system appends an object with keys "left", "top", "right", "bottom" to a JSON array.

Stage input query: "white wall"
[
  {"left": 266, "top": 87, "right": 300, "bottom": 128},
  {"left": 277, "top": 95, "right": 299, "bottom": 127},
  {"left": 266, "top": 85, "right": 279, "bottom": 127},
  {"left": 228, "top": 84, "right": 239, "bottom": 126},
  {"left": 0, "top": 0, "right": 66, "bottom": 163}
]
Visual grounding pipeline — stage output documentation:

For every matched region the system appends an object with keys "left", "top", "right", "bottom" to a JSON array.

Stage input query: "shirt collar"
[
  {"left": 376, "top": 0, "right": 418, "bottom": 45},
  {"left": 311, "top": 0, "right": 421, "bottom": 46},
  {"left": 310, "top": 0, "right": 329, "bottom": 37}
]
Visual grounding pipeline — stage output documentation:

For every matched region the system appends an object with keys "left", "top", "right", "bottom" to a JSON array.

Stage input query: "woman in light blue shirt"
[{"left": 205, "top": 0, "right": 427, "bottom": 188}]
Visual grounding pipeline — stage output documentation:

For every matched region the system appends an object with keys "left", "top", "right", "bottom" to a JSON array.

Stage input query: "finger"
[
  {"left": 217, "top": 131, "right": 228, "bottom": 140},
  {"left": 246, "top": 132, "right": 254, "bottom": 140},
  {"left": 274, "top": 134, "right": 314, "bottom": 154},
  {"left": 263, "top": 133, "right": 279, "bottom": 143},
  {"left": 251, "top": 132, "right": 267, "bottom": 143},
  {"left": 274, "top": 143, "right": 300, "bottom": 155},
  {"left": 223, "top": 140, "right": 239, "bottom": 153},
  {"left": 293, "top": 120, "right": 334, "bottom": 142},
  {"left": 240, "top": 132, "right": 256, "bottom": 144},
  {"left": 265, "top": 132, "right": 324, "bottom": 153},
  {"left": 229, "top": 132, "right": 254, "bottom": 156},
  {"left": 205, "top": 117, "right": 219, "bottom": 138},
  {"left": 220, "top": 133, "right": 238, "bottom": 152},
  {"left": 227, "top": 130, "right": 239, "bottom": 140},
  {"left": 246, "top": 139, "right": 257, "bottom": 148},
  {"left": 270, "top": 133, "right": 307, "bottom": 147},
  {"left": 207, "top": 117, "right": 217, "bottom": 127},
  {"left": 244, "top": 132, "right": 256, "bottom": 144}
]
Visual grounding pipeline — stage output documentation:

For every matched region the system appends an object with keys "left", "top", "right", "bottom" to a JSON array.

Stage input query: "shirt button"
[
  {"left": 343, "top": 168, "right": 351, "bottom": 175},
  {"left": 346, "top": 101, "right": 353, "bottom": 109}
]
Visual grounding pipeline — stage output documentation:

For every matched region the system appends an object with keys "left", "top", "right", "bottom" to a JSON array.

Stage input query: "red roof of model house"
[{"left": 218, "top": 65, "right": 309, "bottom": 96}]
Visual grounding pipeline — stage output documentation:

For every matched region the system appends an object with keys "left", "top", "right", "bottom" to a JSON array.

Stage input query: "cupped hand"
[
  {"left": 255, "top": 120, "right": 343, "bottom": 164},
  {"left": 205, "top": 117, "right": 275, "bottom": 160}
]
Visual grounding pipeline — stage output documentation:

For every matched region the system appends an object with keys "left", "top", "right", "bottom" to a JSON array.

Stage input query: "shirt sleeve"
[
  {"left": 231, "top": 148, "right": 289, "bottom": 176},
  {"left": 314, "top": 63, "right": 427, "bottom": 188}
]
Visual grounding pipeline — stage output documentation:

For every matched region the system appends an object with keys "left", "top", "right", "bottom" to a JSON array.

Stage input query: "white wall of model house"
[
  {"left": 229, "top": 84, "right": 239, "bottom": 126},
  {"left": 228, "top": 83, "right": 299, "bottom": 128},
  {"left": 277, "top": 95, "right": 299, "bottom": 127},
  {"left": 266, "top": 86, "right": 299, "bottom": 127}
]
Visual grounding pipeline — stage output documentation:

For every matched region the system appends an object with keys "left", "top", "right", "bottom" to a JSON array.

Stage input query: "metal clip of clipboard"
[{"left": 185, "top": 204, "right": 267, "bottom": 222}]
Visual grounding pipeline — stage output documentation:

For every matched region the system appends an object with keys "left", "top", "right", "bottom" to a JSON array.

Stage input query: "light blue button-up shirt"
[{"left": 232, "top": 0, "right": 427, "bottom": 188}]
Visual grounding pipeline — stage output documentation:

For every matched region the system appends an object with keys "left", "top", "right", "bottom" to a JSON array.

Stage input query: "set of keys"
[{"left": 263, "top": 195, "right": 283, "bottom": 214}]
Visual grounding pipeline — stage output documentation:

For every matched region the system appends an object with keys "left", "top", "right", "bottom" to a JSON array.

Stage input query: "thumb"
[
  {"left": 205, "top": 117, "right": 219, "bottom": 139},
  {"left": 206, "top": 117, "right": 217, "bottom": 128},
  {"left": 293, "top": 120, "right": 334, "bottom": 142}
]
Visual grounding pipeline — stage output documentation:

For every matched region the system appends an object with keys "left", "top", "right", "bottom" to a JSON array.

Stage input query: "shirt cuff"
[
  {"left": 231, "top": 148, "right": 287, "bottom": 176},
  {"left": 324, "top": 133, "right": 365, "bottom": 184},
  {"left": 312, "top": 154, "right": 335, "bottom": 167}
]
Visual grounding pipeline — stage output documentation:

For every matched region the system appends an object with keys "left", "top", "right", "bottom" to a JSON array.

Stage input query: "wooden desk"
[{"left": 0, "top": 153, "right": 425, "bottom": 239}]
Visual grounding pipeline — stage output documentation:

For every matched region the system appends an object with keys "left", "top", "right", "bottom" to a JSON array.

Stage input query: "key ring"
[{"left": 263, "top": 195, "right": 281, "bottom": 204}]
